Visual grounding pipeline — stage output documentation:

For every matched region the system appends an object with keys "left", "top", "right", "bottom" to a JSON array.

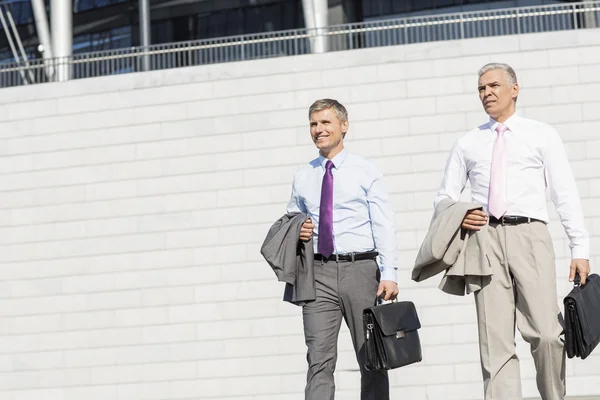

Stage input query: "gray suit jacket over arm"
[
  {"left": 412, "top": 198, "right": 492, "bottom": 296},
  {"left": 261, "top": 212, "right": 315, "bottom": 306}
]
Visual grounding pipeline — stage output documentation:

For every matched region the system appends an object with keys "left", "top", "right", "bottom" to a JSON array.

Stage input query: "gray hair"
[
  {"left": 308, "top": 98, "right": 348, "bottom": 122},
  {"left": 478, "top": 62, "right": 518, "bottom": 86}
]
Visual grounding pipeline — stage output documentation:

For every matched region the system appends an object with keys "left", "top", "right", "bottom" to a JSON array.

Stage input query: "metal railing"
[{"left": 0, "top": 1, "right": 599, "bottom": 88}]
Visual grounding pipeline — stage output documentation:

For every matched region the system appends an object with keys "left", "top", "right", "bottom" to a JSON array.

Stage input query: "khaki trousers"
[{"left": 474, "top": 221, "right": 565, "bottom": 400}]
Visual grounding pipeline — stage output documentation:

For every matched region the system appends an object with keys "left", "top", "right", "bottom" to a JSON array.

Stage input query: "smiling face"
[
  {"left": 478, "top": 69, "right": 519, "bottom": 123},
  {"left": 309, "top": 107, "right": 348, "bottom": 159}
]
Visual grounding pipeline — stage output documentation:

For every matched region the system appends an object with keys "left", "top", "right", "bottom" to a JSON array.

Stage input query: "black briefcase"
[
  {"left": 564, "top": 273, "right": 600, "bottom": 360},
  {"left": 363, "top": 300, "right": 422, "bottom": 371}
]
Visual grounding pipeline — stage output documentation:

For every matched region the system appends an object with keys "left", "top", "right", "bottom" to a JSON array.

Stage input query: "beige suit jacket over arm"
[{"left": 412, "top": 198, "right": 492, "bottom": 296}]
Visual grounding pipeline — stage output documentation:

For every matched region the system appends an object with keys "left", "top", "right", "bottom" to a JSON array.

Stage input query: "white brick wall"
[{"left": 0, "top": 28, "right": 598, "bottom": 400}]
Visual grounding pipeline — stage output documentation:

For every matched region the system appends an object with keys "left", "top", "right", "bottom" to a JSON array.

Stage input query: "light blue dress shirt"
[{"left": 286, "top": 148, "right": 398, "bottom": 283}]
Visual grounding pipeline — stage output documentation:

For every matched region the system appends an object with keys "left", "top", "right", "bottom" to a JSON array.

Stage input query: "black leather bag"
[
  {"left": 363, "top": 300, "right": 422, "bottom": 371},
  {"left": 564, "top": 273, "right": 600, "bottom": 360}
]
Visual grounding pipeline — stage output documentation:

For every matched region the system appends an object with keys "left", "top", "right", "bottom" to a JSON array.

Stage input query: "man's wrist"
[
  {"left": 571, "top": 247, "right": 589, "bottom": 260},
  {"left": 380, "top": 267, "right": 398, "bottom": 284}
]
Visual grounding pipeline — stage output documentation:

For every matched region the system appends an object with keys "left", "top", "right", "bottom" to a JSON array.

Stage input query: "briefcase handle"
[
  {"left": 573, "top": 272, "right": 581, "bottom": 288},
  {"left": 376, "top": 293, "right": 398, "bottom": 306}
]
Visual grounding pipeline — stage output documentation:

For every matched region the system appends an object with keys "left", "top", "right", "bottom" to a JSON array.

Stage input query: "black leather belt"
[
  {"left": 489, "top": 215, "right": 544, "bottom": 225},
  {"left": 314, "top": 251, "right": 378, "bottom": 263}
]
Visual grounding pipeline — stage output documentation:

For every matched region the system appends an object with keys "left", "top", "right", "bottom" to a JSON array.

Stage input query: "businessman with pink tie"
[{"left": 434, "top": 63, "right": 591, "bottom": 400}]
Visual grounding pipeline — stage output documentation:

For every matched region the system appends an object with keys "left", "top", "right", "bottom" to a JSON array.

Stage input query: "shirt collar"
[
  {"left": 319, "top": 148, "right": 348, "bottom": 169},
  {"left": 489, "top": 111, "right": 519, "bottom": 133}
]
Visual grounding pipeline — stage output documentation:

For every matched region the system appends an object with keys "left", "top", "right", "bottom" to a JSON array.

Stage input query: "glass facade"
[
  {"left": 362, "top": 0, "right": 493, "bottom": 18},
  {"left": 0, "top": 0, "right": 582, "bottom": 64},
  {"left": 0, "top": 0, "right": 129, "bottom": 25},
  {"left": 2, "top": 0, "right": 34, "bottom": 25},
  {"left": 0, "top": 0, "right": 132, "bottom": 62},
  {"left": 0, "top": 0, "right": 305, "bottom": 62},
  {"left": 73, "top": 26, "right": 132, "bottom": 53},
  {"left": 76, "top": 0, "right": 129, "bottom": 12},
  {"left": 362, "top": 0, "right": 575, "bottom": 19},
  {"left": 196, "top": 0, "right": 303, "bottom": 39},
  {"left": 358, "top": 0, "right": 582, "bottom": 49}
]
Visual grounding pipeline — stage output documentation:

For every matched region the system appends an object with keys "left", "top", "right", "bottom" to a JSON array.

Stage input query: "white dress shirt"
[
  {"left": 435, "top": 113, "right": 589, "bottom": 260},
  {"left": 286, "top": 148, "right": 399, "bottom": 282}
]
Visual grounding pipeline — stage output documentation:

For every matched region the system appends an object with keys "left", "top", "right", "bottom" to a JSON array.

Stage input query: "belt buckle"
[
  {"left": 504, "top": 216, "right": 531, "bottom": 225},
  {"left": 501, "top": 215, "right": 515, "bottom": 225},
  {"left": 505, "top": 215, "right": 529, "bottom": 225}
]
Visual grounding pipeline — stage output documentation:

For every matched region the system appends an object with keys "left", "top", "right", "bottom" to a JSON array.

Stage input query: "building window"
[
  {"left": 196, "top": 0, "right": 303, "bottom": 39},
  {"left": 2, "top": 0, "right": 34, "bottom": 25},
  {"left": 363, "top": 0, "right": 577, "bottom": 18},
  {"left": 73, "top": 26, "right": 132, "bottom": 53},
  {"left": 76, "top": 0, "right": 129, "bottom": 13}
]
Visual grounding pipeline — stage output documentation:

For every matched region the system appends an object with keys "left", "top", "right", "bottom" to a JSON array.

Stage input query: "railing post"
[
  {"left": 572, "top": 4, "right": 578, "bottom": 30},
  {"left": 583, "top": 1, "right": 598, "bottom": 29},
  {"left": 294, "top": 32, "right": 298, "bottom": 55},
  {"left": 459, "top": 13, "right": 464, "bottom": 39},
  {"left": 31, "top": 0, "right": 55, "bottom": 81},
  {"left": 240, "top": 36, "right": 245, "bottom": 61},
  {"left": 516, "top": 8, "right": 520, "bottom": 35},
  {"left": 347, "top": 24, "right": 352, "bottom": 50},
  {"left": 139, "top": 0, "right": 151, "bottom": 71},
  {"left": 51, "top": 0, "right": 73, "bottom": 81}
]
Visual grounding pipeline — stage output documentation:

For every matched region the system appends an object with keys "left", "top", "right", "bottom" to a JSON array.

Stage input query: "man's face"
[
  {"left": 478, "top": 69, "right": 519, "bottom": 120},
  {"left": 309, "top": 107, "right": 348, "bottom": 155}
]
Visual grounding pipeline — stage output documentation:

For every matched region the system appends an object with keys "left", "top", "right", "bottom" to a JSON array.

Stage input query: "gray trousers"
[
  {"left": 302, "top": 258, "right": 389, "bottom": 400},
  {"left": 474, "top": 221, "right": 565, "bottom": 400}
]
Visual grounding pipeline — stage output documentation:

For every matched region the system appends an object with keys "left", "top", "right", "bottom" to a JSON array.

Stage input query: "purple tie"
[{"left": 318, "top": 160, "right": 334, "bottom": 257}]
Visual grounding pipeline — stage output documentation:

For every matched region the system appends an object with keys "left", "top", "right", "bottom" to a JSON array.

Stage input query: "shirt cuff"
[
  {"left": 379, "top": 265, "right": 398, "bottom": 283},
  {"left": 571, "top": 246, "right": 589, "bottom": 260}
]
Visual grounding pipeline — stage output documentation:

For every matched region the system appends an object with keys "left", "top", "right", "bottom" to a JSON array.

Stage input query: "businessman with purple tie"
[{"left": 286, "top": 99, "right": 399, "bottom": 400}]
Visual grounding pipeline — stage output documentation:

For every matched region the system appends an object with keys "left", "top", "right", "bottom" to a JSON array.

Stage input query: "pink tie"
[{"left": 488, "top": 123, "right": 508, "bottom": 219}]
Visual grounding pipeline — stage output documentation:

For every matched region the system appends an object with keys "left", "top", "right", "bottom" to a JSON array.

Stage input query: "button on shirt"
[
  {"left": 286, "top": 149, "right": 399, "bottom": 282},
  {"left": 435, "top": 113, "right": 589, "bottom": 259}
]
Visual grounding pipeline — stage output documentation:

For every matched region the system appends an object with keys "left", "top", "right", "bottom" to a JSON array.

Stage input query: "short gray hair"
[
  {"left": 308, "top": 99, "right": 348, "bottom": 122},
  {"left": 478, "top": 62, "right": 518, "bottom": 86}
]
